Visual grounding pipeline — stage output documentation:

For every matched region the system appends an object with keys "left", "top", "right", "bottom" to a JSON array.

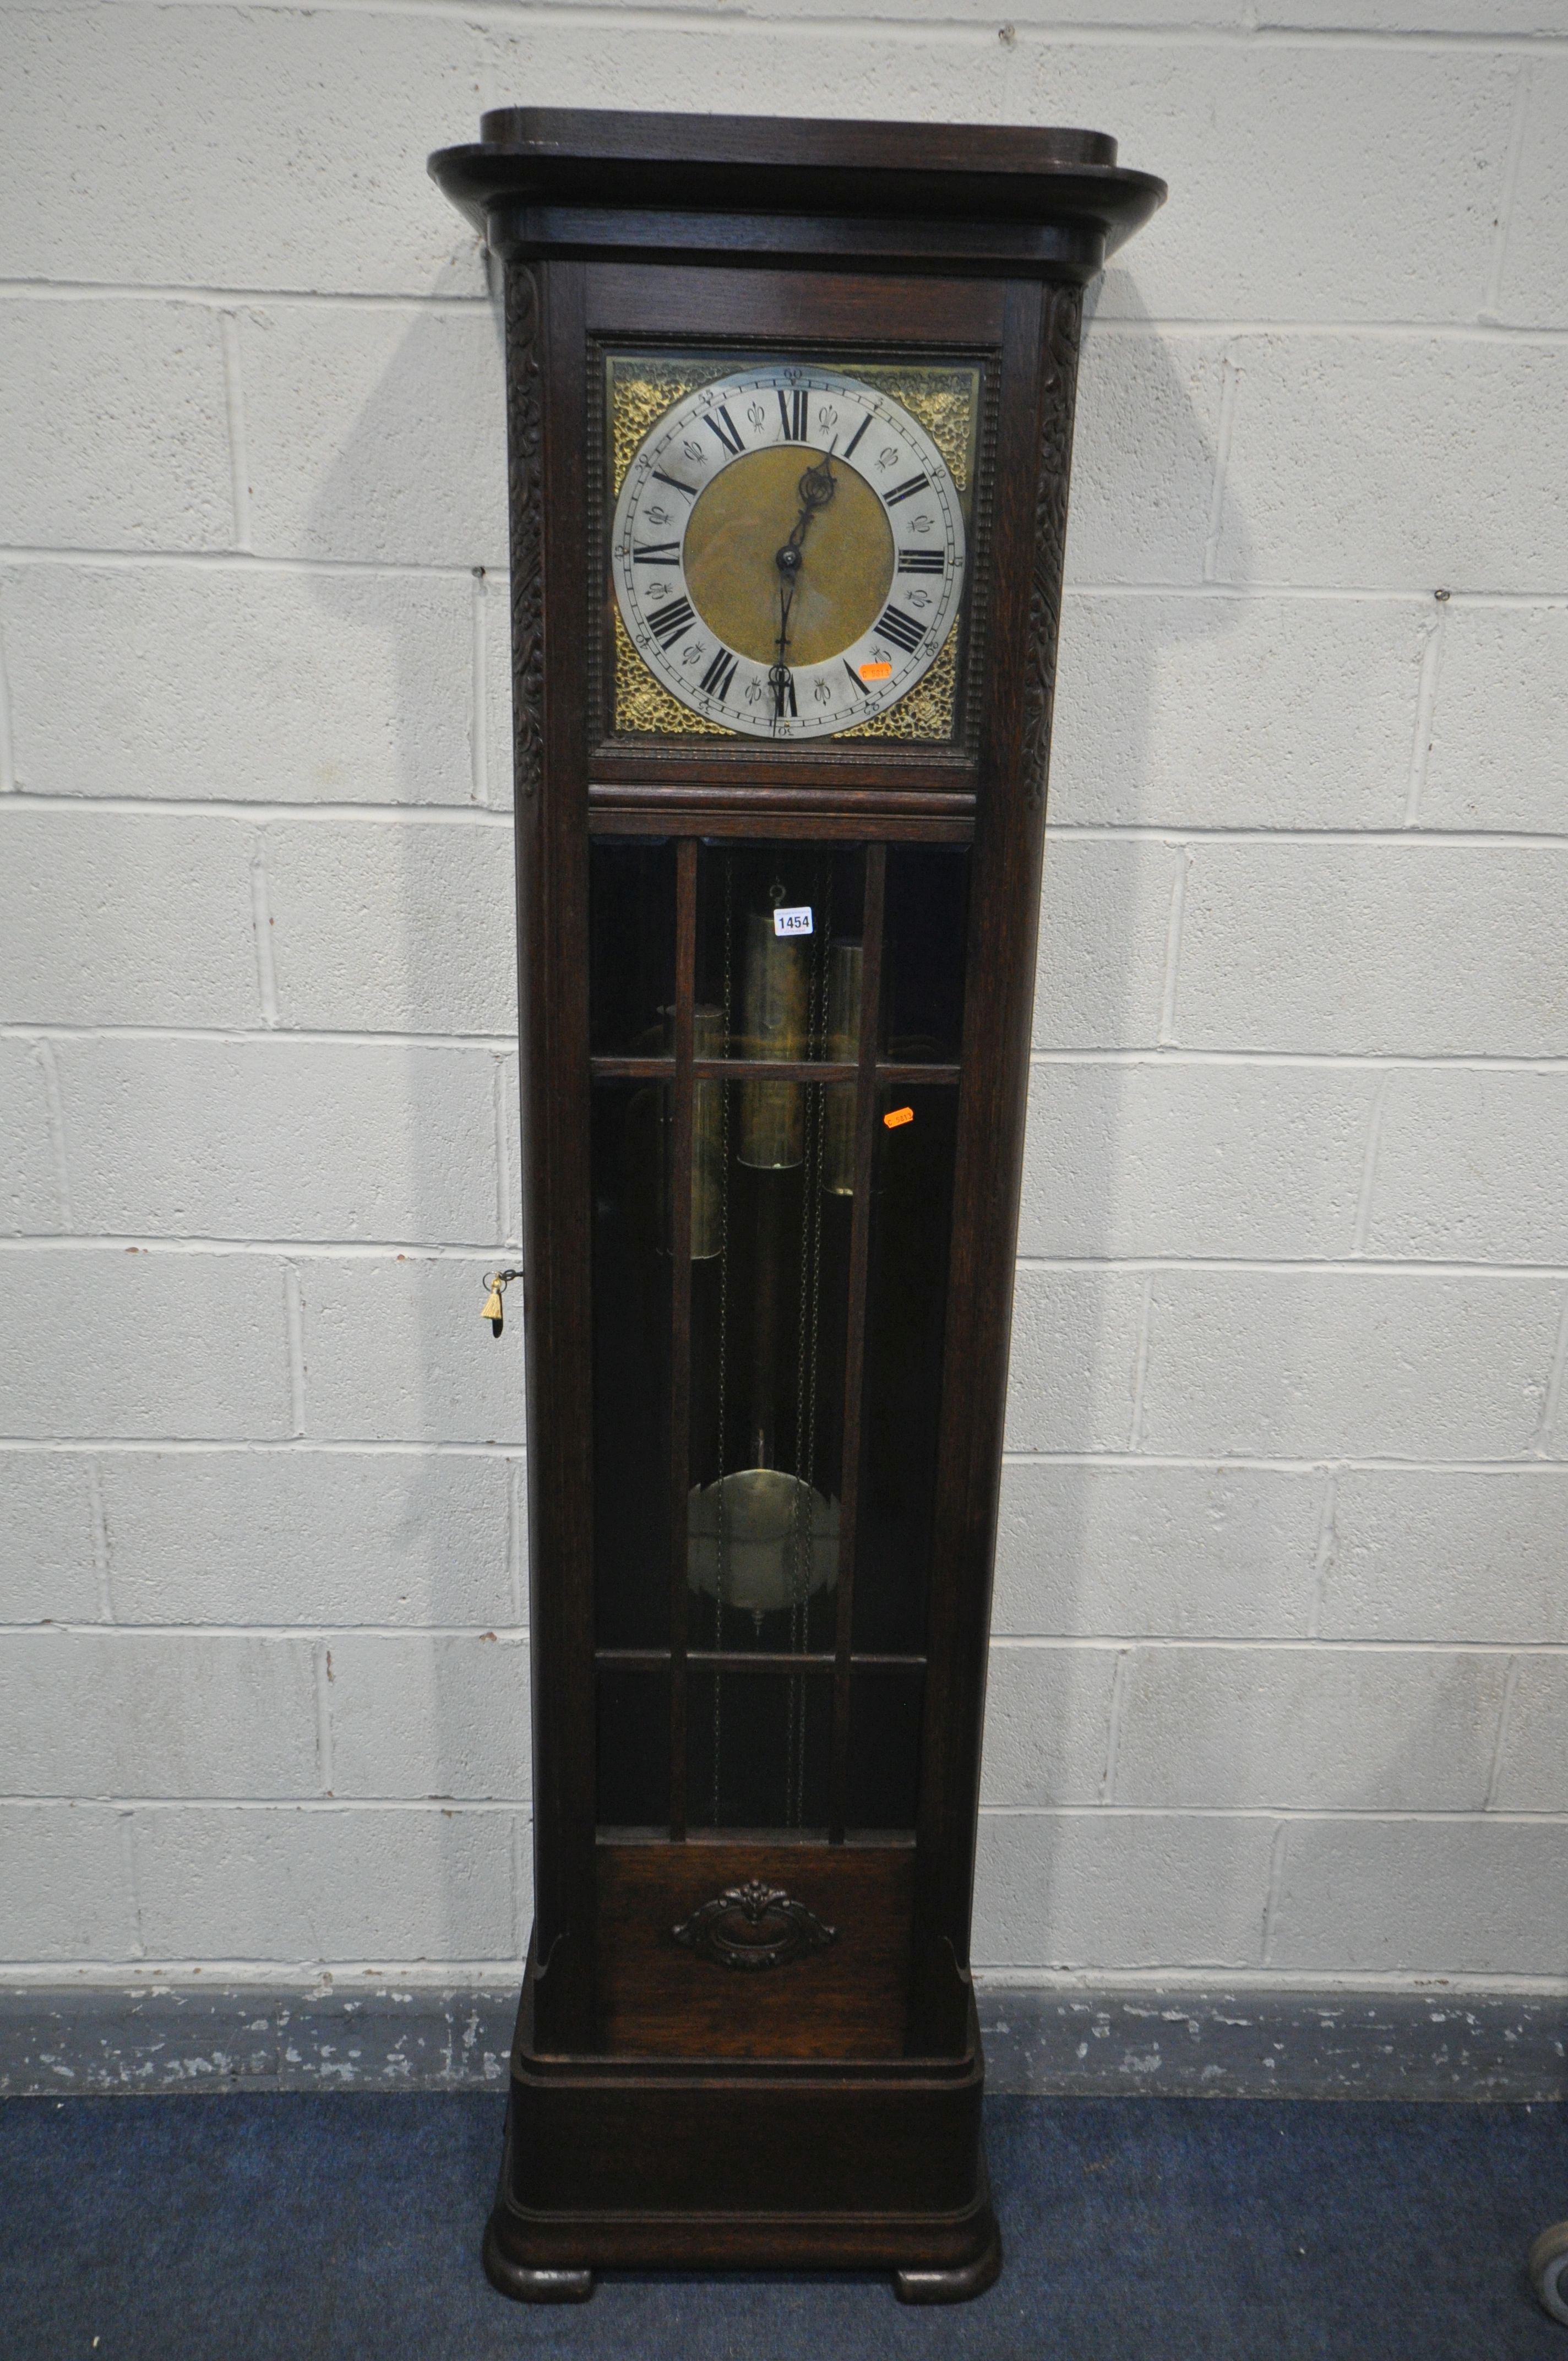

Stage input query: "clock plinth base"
[{"left": 483, "top": 1959, "right": 998, "bottom": 2300}]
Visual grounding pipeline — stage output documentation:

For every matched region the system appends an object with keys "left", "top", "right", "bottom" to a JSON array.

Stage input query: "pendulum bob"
[
  {"left": 737, "top": 911, "right": 808, "bottom": 1173},
  {"left": 823, "top": 939, "right": 862, "bottom": 1198},
  {"left": 686, "top": 1467, "right": 840, "bottom": 1619}
]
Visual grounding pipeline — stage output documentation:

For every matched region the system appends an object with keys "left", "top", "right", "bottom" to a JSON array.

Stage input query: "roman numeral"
[
  {"left": 777, "top": 388, "right": 809, "bottom": 440},
  {"left": 705, "top": 406, "right": 745, "bottom": 456},
  {"left": 772, "top": 668, "right": 797, "bottom": 720},
  {"left": 884, "top": 473, "right": 929, "bottom": 507},
  {"left": 841, "top": 660, "right": 870, "bottom": 697},
  {"left": 651, "top": 469, "right": 696, "bottom": 499},
  {"left": 632, "top": 541, "right": 682, "bottom": 563},
  {"left": 897, "top": 549, "right": 944, "bottom": 574},
  {"left": 646, "top": 595, "right": 696, "bottom": 648},
  {"left": 700, "top": 648, "right": 738, "bottom": 700},
  {"left": 843, "top": 414, "right": 872, "bottom": 460},
  {"left": 876, "top": 605, "right": 925, "bottom": 654}
]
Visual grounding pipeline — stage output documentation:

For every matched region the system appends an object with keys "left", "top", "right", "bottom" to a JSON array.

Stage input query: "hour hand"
[{"left": 769, "top": 579, "right": 796, "bottom": 721}]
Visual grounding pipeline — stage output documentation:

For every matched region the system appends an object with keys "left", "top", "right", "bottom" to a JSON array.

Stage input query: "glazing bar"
[
  {"left": 827, "top": 842, "right": 886, "bottom": 1845},
  {"left": 666, "top": 837, "right": 698, "bottom": 1841}
]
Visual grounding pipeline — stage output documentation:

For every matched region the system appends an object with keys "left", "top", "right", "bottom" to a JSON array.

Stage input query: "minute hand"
[{"left": 769, "top": 448, "right": 838, "bottom": 719}]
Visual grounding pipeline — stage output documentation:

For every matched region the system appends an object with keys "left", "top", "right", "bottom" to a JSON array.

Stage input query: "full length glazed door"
[{"left": 590, "top": 829, "right": 972, "bottom": 2055}]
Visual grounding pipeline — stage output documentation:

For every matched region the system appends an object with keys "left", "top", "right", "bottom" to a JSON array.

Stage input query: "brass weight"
[
  {"left": 737, "top": 910, "right": 808, "bottom": 1171},
  {"left": 823, "top": 939, "right": 862, "bottom": 1196}
]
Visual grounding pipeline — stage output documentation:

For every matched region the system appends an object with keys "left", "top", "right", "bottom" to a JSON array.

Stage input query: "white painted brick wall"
[
  {"left": 1, "top": 0, "right": 1565, "bottom": 2002},
  {"left": 1, "top": 564, "right": 482, "bottom": 805}
]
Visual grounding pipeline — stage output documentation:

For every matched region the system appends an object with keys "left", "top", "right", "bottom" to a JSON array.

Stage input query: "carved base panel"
[
  {"left": 486, "top": 1961, "right": 998, "bottom": 2296},
  {"left": 596, "top": 1839, "right": 914, "bottom": 2060}
]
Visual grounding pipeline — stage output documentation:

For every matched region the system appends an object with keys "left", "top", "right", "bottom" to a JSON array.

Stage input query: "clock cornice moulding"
[{"left": 428, "top": 108, "right": 1166, "bottom": 282}]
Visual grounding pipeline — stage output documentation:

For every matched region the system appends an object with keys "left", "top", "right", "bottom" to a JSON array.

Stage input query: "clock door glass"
[
  {"left": 605, "top": 353, "right": 981, "bottom": 743},
  {"left": 589, "top": 836, "right": 968, "bottom": 1840}
]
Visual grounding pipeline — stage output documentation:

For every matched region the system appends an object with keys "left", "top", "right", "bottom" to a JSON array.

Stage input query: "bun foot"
[
  {"left": 894, "top": 2224, "right": 1001, "bottom": 2305},
  {"left": 483, "top": 2221, "right": 595, "bottom": 2303}
]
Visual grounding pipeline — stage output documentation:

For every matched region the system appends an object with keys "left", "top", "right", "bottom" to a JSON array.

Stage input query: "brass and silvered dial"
[{"left": 611, "top": 363, "right": 966, "bottom": 741}]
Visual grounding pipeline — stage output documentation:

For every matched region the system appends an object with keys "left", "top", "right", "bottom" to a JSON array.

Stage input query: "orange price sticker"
[
  {"left": 883, "top": 1106, "right": 914, "bottom": 1130},
  {"left": 859, "top": 661, "right": 894, "bottom": 682}
]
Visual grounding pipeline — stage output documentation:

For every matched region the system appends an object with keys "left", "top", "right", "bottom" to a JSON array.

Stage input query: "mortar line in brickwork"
[
  {"left": 987, "top": 1636, "right": 1568, "bottom": 1656},
  {"left": 11, "top": 1963, "right": 1561, "bottom": 1997},
  {"left": 283, "top": 1264, "right": 306, "bottom": 1437},
  {"left": 0, "top": 601, "right": 14, "bottom": 793},
  {"left": 117, "top": 1810, "right": 146, "bottom": 1961},
  {"left": 1066, "top": 586, "right": 1568, "bottom": 607},
  {"left": 0, "top": 547, "right": 492, "bottom": 580},
  {"left": 30, "top": 1040, "right": 72, "bottom": 1230},
  {"left": 1531, "top": 1290, "right": 1568, "bottom": 1456},
  {"left": 1156, "top": 846, "right": 1190, "bottom": 1046},
  {"left": 31, "top": 1790, "right": 532, "bottom": 1824},
  {"left": 1125, "top": 1275, "right": 1156, "bottom": 1451},
  {"left": 20, "top": 799, "right": 1568, "bottom": 846},
  {"left": 1003, "top": 1450, "right": 1568, "bottom": 1473},
  {"left": 491, "top": 1054, "right": 514, "bottom": 1247},
  {"left": 61, "top": 0, "right": 1568, "bottom": 52},
  {"left": 1202, "top": 347, "right": 1241, "bottom": 585},
  {"left": 507, "top": 1461, "right": 525, "bottom": 1625},
  {"left": 513, "top": 1814, "right": 530, "bottom": 1957},
  {"left": 1483, "top": 58, "right": 1534, "bottom": 322},
  {"left": 1098, "top": 1650, "right": 1132, "bottom": 1803},
  {"left": 1350, "top": 1075, "right": 1392, "bottom": 1255},
  {"left": 1305, "top": 1472, "right": 1339, "bottom": 1640},
  {"left": 1, "top": 547, "right": 1561, "bottom": 605},
  {"left": 1052, "top": 826, "right": 1568, "bottom": 848},
  {"left": 1260, "top": 1821, "right": 1289, "bottom": 1967},
  {"left": 86, "top": 1457, "right": 113, "bottom": 1624},
  {"left": 14, "top": 1026, "right": 1568, "bottom": 1068},
  {"left": 0, "top": 1626, "right": 1544, "bottom": 1653},
  {"left": 1027, "top": 1050, "right": 1568, "bottom": 1071},
  {"left": 3, "top": 1437, "right": 1562, "bottom": 1474},
  {"left": 1403, "top": 605, "right": 1448, "bottom": 827},
  {"left": 0, "top": 1438, "right": 530, "bottom": 1457},
  {"left": 218, "top": 312, "right": 251, "bottom": 552},
  {"left": 0, "top": 1962, "right": 532, "bottom": 1987},
  {"left": 974, "top": 1804, "right": 1568, "bottom": 1823},
  {"left": 0, "top": 1026, "right": 518, "bottom": 1049},
  {"left": 1087, "top": 317, "right": 1568, "bottom": 343},
  {"left": 1484, "top": 1655, "right": 1524, "bottom": 1811},
  {"left": 0, "top": 1622, "right": 531, "bottom": 1641},
  {"left": 971, "top": 1969, "right": 1568, "bottom": 1996},
  {"left": 314, "top": 1639, "right": 335, "bottom": 1797},
  {"left": 1, "top": 1795, "right": 1556, "bottom": 1821},
  {"left": 0, "top": 1236, "right": 519, "bottom": 1258},
  {"left": 0, "top": 792, "right": 515, "bottom": 824},
  {"left": 248, "top": 840, "right": 279, "bottom": 1026},
  {"left": 1017, "top": 1255, "right": 1568, "bottom": 1277},
  {"left": 7, "top": 290, "right": 1568, "bottom": 340},
  {"left": 0, "top": 280, "right": 495, "bottom": 312},
  {"left": 471, "top": 568, "right": 489, "bottom": 807}
]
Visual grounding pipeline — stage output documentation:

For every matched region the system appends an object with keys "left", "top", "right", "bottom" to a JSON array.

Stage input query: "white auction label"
[{"left": 773, "top": 905, "right": 814, "bottom": 938}]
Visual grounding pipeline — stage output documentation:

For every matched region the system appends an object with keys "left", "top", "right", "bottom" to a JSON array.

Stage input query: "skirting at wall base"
[{"left": 2, "top": 1981, "right": 1564, "bottom": 2102}]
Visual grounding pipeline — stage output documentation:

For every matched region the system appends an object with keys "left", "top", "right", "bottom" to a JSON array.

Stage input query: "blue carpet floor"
[{"left": 2, "top": 2091, "right": 1566, "bottom": 2358}]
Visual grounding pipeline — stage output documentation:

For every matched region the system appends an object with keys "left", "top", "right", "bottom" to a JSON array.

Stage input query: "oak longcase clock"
[{"left": 431, "top": 109, "right": 1164, "bottom": 2304}]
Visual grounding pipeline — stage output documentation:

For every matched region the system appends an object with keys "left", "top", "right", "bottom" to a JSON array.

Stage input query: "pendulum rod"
[
  {"left": 787, "top": 853, "right": 832, "bottom": 1827},
  {"left": 665, "top": 837, "right": 698, "bottom": 1842},
  {"left": 828, "top": 842, "right": 886, "bottom": 1843},
  {"left": 712, "top": 852, "right": 734, "bottom": 1826}
]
